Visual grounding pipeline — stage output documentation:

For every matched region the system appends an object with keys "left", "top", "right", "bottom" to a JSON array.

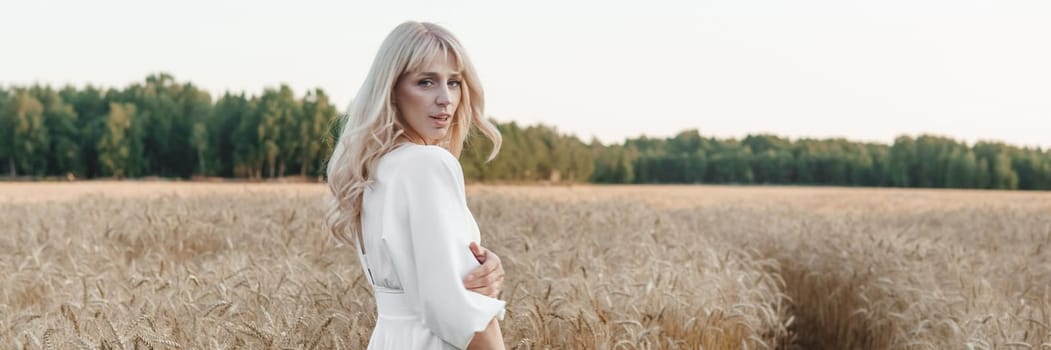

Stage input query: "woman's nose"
[{"left": 436, "top": 87, "right": 451, "bottom": 106}]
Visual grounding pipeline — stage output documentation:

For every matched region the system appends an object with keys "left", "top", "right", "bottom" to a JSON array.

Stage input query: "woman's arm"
[
  {"left": 468, "top": 318, "right": 505, "bottom": 350},
  {"left": 463, "top": 244, "right": 506, "bottom": 350},
  {"left": 396, "top": 147, "right": 506, "bottom": 349}
]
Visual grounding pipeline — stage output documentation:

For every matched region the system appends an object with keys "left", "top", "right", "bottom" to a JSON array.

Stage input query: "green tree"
[
  {"left": 180, "top": 84, "right": 214, "bottom": 176},
  {"left": 299, "top": 89, "right": 338, "bottom": 177},
  {"left": 7, "top": 91, "right": 49, "bottom": 176},
  {"left": 991, "top": 151, "right": 1018, "bottom": 189},
  {"left": 254, "top": 85, "right": 300, "bottom": 178},
  {"left": 0, "top": 88, "right": 12, "bottom": 176},
  {"left": 97, "top": 102, "right": 136, "bottom": 177},
  {"left": 707, "top": 140, "right": 753, "bottom": 184},
  {"left": 889, "top": 136, "right": 916, "bottom": 187},
  {"left": 61, "top": 85, "right": 109, "bottom": 178},
  {"left": 210, "top": 92, "right": 250, "bottom": 177},
  {"left": 190, "top": 122, "right": 210, "bottom": 175},
  {"left": 973, "top": 142, "right": 1019, "bottom": 189},
  {"left": 30, "top": 86, "right": 81, "bottom": 177},
  {"left": 234, "top": 96, "right": 265, "bottom": 179}
]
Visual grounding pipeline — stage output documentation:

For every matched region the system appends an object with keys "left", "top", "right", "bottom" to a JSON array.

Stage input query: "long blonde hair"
[{"left": 325, "top": 21, "right": 502, "bottom": 248}]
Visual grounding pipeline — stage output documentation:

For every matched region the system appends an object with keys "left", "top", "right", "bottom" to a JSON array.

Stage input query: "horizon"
[
  {"left": 2, "top": 0, "right": 1048, "bottom": 149},
  {"left": 5, "top": 71, "right": 1046, "bottom": 151}
]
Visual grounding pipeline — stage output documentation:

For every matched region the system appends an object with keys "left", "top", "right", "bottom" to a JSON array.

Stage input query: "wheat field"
[{"left": 1, "top": 182, "right": 1049, "bottom": 349}]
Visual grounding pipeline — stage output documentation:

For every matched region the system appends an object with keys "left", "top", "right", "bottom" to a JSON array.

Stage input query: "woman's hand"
[{"left": 464, "top": 242, "right": 504, "bottom": 299}]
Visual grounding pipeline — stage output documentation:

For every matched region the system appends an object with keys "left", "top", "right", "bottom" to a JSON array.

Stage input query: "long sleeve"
[{"left": 394, "top": 146, "right": 505, "bottom": 349}]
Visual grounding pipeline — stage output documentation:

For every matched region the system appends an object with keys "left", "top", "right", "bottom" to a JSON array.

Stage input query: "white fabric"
[{"left": 357, "top": 143, "right": 506, "bottom": 350}]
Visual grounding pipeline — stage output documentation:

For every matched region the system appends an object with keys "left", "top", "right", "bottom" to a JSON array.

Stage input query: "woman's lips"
[{"left": 430, "top": 114, "right": 450, "bottom": 127}]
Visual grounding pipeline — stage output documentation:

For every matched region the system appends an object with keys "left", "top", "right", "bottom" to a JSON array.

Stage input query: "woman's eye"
[{"left": 417, "top": 79, "right": 460, "bottom": 88}]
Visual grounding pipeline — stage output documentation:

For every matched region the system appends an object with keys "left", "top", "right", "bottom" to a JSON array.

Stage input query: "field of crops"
[{"left": 1, "top": 182, "right": 1049, "bottom": 349}]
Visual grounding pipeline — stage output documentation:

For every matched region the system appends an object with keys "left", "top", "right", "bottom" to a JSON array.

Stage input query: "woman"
[{"left": 325, "top": 21, "right": 507, "bottom": 349}]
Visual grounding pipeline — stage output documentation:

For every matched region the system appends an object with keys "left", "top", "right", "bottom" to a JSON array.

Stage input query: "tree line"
[
  {"left": 590, "top": 131, "right": 1051, "bottom": 190},
  {"left": 0, "top": 74, "right": 337, "bottom": 179},
  {"left": 2, "top": 74, "right": 1049, "bottom": 190}
]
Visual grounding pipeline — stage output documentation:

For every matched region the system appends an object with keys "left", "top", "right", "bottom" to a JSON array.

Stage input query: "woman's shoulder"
[{"left": 381, "top": 143, "right": 462, "bottom": 176}]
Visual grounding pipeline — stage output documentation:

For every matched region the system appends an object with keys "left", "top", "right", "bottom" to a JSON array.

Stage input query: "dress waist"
[{"left": 375, "top": 288, "right": 418, "bottom": 320}]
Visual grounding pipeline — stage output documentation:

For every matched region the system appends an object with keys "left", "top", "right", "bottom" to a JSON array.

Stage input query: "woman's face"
[{"left": 395, "top": 54, "right": 462, "bottom": 145}]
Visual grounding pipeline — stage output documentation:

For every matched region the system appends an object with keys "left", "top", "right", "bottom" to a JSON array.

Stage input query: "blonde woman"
[{"left": 325, "top": 21, "right": 507, "bottom": 349}]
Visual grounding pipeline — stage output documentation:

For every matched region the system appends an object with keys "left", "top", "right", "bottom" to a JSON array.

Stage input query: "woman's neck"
[{"left": 399, "top": 132, "right": 437, "bottom": 146}]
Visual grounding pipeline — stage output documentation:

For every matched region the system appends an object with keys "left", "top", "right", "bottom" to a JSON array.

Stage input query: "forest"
[{"left": 2, "top": 73, "right": 1049, "bottom": 190}]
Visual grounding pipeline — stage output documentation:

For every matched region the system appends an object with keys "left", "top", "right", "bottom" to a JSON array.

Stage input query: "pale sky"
[{"left": 2, "top": 0, "right": 1049, "bottom": 148}]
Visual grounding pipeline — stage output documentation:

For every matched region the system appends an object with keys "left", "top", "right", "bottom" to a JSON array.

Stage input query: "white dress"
[{"left": 355, "top": 142, "right": 506, "bottom": 350}]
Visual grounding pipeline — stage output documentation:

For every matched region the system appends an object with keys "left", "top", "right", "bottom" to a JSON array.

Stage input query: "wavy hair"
[{"left": 325, "top": 21, "right": 502, "bottom": 249}]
